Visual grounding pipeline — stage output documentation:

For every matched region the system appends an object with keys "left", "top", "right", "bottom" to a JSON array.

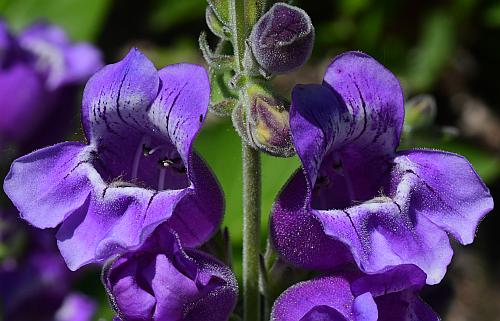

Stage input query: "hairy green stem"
[
  {"left": 229, "top": 0, "right": 246, "bottom": 72},
  {"left": 229, "top": 1, "right": 264, "bottom": 320},
  {"left": 242, "top": 144, "right": 261, "bottom": 321}
]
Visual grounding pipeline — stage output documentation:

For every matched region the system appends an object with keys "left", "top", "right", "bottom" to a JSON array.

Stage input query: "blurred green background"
[{"left": 1, "top": 0, "right": 500, "bottom": 320}]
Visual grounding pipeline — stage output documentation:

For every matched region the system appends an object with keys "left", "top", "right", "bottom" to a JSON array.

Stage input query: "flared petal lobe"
[
  {"left": 392, "top": 150, "right": 493, "bottom": 245},
  {"left": 104, "top": 227, "right": 238, "bottom": 321},
  {"left": 271, "top": 265, "right": 438, "bottom": 321},
  {"left": 289, "top": 51, "right": 404, "bottom": 203},
  {"left": 3, "top": 142, "right": 92, "bottom": 229},
  {"left": 151, "top": 63, "right": 210, "bottom": 165},
  {"left": 270, "top": 275, "right": 376, "bottom": 321}
]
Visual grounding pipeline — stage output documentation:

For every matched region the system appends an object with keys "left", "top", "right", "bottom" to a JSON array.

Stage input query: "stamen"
[
  {"left": 132, "top": 136, "right": 149, "bottom": 180},
  {"left": 147, "top": 144, "right": 169, "bottom": 156},
  {"left": 159, "top": 158, "right": 174, "bottom": 167},
  {"left": 158, "top": 168, "right": 166, "bottom": 190},
  {"left": 142, "top": 144, "right": 152, "bottom": 156}
]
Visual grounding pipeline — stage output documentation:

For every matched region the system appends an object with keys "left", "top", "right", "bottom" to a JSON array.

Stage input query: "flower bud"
[
  {"left": 232, "top": 83, "right": 294, "bottom": 157},
  {"left": 249, "top": 3, "right": 314, "bottom": 74}
]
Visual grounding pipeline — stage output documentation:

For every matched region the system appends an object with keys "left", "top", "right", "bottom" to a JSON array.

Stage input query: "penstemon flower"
[
  {"left": 0, "top": 21, "right": 102, "bottom": 148},
  {"left": 271, "top": 265, "right": 438, "bottom": 321},
  {"left": 103, "top": 225, "right": 238, "bottom": 321},
  {"left": 3, "top": 49, "right": 224, "bottom": 271},
  {"left": 270, "top": 51, "right": 494, "bottom": 285}
]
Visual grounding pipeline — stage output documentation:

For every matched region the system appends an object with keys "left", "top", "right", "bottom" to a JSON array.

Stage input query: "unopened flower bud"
[
  {"left": 232, "top": 83, "right": 294, "bottom": 157},
  {"left": 249, "top": 3, "right": 314, "bottom": 74},
  {"left": 405, "top": 94, "right": 437, "bottom": 131}
]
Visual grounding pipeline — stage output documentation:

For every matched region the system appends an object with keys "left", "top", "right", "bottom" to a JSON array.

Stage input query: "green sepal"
[
  {"left": 199, "top": 32, "right": 235, "bottom": 71},
  {"left": 210, "top": 98, "right": 239, "bottom": 117},
  {"left": 206, "top": 6, "right": 231, "bottom": 39},
  {"left": 207, "top": 0, "right": 231, "bottom": 26},
  {"left": 209, "top": 67, "right": 239, "bottom": 117}
]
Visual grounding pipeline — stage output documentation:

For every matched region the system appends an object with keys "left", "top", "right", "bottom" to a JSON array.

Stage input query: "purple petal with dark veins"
[
  {"left": 151, "top": 63, "right": 210, "bottom": 165},
  {"left": 81, "top": 48, "right": 159, "bottom": 146},
  {"left": 323, "top": 51, "right": 404, "bottom": 156}
]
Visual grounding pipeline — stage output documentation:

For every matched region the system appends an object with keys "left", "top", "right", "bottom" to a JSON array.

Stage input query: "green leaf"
[
  {"left": 0, "top": 0, "right": 112, "bottom": 41},
  {"left": 484, "top": 2, "right": 500, "bottom": 28},
  {"left": 199, "top": 32, "right": 235, "bottom": 70},
  {"left": 148, "top": 0, "right": 206, "bottom": 32},
  {"left": 404, "top": 11, "right": 455, "bottom": 93}
]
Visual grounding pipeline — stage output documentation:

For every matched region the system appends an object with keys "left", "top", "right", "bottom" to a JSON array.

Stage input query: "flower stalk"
[
  {"left": 229, "top": 1, "right": 263, "bottom": 320},
  {"left": 242, "top": 143, "right": 261, "bottom": 321}
]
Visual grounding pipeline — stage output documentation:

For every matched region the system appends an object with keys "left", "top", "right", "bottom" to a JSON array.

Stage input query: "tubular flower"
[
  {"left": 103, "top": 226, "right": 238, "bottom": 321},
  {"left": 271, "top": 265, "right": 438, "bottom": 321},
  {"left": 270, "top": 51, "right": 493, "bottom": 284},
  {"left": 3, "top": 49, "right": 224, "bottom": 270},
  {"left": 0, "top": 21, "right": 102, "bottom": 147}
]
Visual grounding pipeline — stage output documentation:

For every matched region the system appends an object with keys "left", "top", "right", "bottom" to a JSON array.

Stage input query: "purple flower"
[
  {"left": 270, "top": 51, "right": 494, "bottom": 284},
  {"left": 3, "top": 49, "right": 224, "bottom": 270},
  {"left": 54, "top": 293, "right": 96, "bottom": 321},
  {"left": 271, "top": 265, "right": 438, "bottom": 321},
  {"left": 103, "top": 225, "right": 238, "bottom": 321},
  {"left": 0, "top": 21, "right": 102, "bottom": 148}
]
